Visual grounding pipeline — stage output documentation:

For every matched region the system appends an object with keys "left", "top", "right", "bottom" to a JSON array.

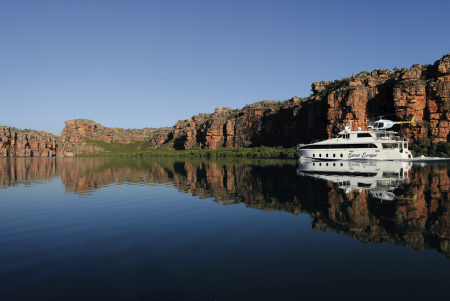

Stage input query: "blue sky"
[{"left": 1, "top": 0, "right": 449, "bottom": 135}]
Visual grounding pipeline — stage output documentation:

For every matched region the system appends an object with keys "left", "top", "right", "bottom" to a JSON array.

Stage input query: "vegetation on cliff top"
[
  {"left": 243, "top": 99, "right": 286, "bottom": 110},
  {"left": 325, "top": 77, "right": 353, "bottom": 91}
]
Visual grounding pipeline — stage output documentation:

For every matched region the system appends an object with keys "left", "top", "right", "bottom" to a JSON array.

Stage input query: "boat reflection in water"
[{"left": 297, "top": 159, "right": 412, "bottom": 202}]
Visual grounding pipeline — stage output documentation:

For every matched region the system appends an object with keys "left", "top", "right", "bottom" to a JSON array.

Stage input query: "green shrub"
[
  {"left": 410, "top": 142, "right": 450, "bottom": 158},
  {"left": 326, "top": 77, "right": 352, "bottom": 91}
]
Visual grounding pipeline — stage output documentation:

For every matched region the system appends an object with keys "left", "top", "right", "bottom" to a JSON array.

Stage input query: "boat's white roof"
[
  {"left": 299, "top": 128, "right": 402, "bottom": 147},
  {"left": 337, "top": 129, "right": 397, "bottom": 135}
]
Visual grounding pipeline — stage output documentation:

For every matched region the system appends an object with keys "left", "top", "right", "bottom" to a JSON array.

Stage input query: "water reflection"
[
  {"left": 1, "top": 157, "right": 450, "bottom": 258},
  {"left": 0, "top": 157, "right": 58, "bottom": 188},
  {"left": 297, "top": 160, "right": 412, "bottom": 201},
  {"left": 299, "top": 160, "right": 450, "bottom": 258}
]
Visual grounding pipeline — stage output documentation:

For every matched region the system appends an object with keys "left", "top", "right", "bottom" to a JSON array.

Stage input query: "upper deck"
[
  {"left": 298, "top": 128, "right": 409, "bottom": 150},
  {"left": 336, "top": 129, "right": 402, "bottom": 142}
]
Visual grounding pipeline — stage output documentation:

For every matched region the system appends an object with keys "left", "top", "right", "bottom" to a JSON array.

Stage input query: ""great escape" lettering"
[{"left": 348, "top": 152, "right": 378, "bottom": 159}]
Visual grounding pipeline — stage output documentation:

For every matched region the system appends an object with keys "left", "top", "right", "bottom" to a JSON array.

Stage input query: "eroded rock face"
[
  {"left": 308, "top": 53, "right": 450, "bottom": 144},
  {"left": 0, "top": 127, "right": 61, "bottom": 157},
  {"left": 147, "top": 54, "right": 449, "bottom": 149},
  {"left": 161, "top": 99, "right": 319, "bottom": 150},
  {"left": 59, "top": 119, "right": 172, "bottom": 156},
  {"left": 2, "top": 53, "right": 450, "bottom": 157},
  {"left": 61, "top": 119, "right": 157, "bottom": 144}
]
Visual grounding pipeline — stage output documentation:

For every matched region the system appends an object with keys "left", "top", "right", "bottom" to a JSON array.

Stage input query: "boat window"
[
  {"left": 313, "top": 154, "right": 315, "bottom": 157},
  {"left": 357, "top": 133, "right": 372, "bottom": 138},
  {"left": 333, "top": 154, "right": 336, "bottom": 157},
  {"left": 376, "top": 132, "right": 394, "bottom": 140},
  {"left": 319, "top": 154, "right": 322, "bottom": 157},
  {"left": 326, "top": 154, "right": 328, "bottom": 157},
  {"left": 340, "top": 154, "right": 343, "bottom": 157},
  {"left": 382, "top": 143, "right": 396, "bottom": 149}
]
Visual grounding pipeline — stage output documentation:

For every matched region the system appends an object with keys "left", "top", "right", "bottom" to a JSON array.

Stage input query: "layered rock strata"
[
  {"left": 320, "top": 53, "right": 450, "bottom": 144},
  {"left": 129, "top": 53, "right": 450, "bottom": 150},
  {"left": 61, "top": 119, "right": 161, "bottom": 144},
  {"left": 1, "top": 53, "right": 450, "bottom": 157},
  {"left": 60, "top": 119, "right": 172, "bottom": 156},
  {"left": 0, "top": 127, "right": 60, "bottom": 157}
]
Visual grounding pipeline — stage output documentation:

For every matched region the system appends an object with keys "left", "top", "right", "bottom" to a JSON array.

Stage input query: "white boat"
[{"left": 296, "top": 122, "right": 413, "bottom": 161}]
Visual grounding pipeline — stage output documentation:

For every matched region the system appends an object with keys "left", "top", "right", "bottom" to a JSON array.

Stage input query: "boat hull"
[{"left": 297, "top": 148, "right": 413, "bottom": 161}]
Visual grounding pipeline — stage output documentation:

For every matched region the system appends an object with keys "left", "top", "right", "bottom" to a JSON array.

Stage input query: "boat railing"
[{"left": 376, "top": 134, "right": 410, "bottom": 142}]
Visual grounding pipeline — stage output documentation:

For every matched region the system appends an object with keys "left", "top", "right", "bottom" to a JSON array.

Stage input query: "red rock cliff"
[
  {"left": 2, "top": 53, "right": 450, "bottom": 157},
  {"left": 319, "top": 53, "right": 450, "bottom": 144},
  {"left": 60, "top": 119, "right": 171, "bottom": 156},
  {"left": 0, "top": 127, "right": 60, "bottom": 157},
  {"left": 175, "top": 53, "right": 450, "bottom": 147}
]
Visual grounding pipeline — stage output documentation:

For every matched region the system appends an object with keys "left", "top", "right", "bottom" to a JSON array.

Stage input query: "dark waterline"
[{"left": 1, "top": 157, "right": 450, "bottom": 300}]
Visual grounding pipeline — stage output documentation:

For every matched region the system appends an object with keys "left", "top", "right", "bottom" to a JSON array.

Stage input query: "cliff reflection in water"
[{"left": 1, "top": 157, "right": 450, "bottom": 257}]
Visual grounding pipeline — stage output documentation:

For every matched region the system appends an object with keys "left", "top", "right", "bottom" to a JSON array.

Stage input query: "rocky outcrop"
[
  {"left": 158, "top": 53, "right": 450, "bottom": 148},
  {"left": 59, "top": 119, "right": 172, "bottom": 156},
  {"left": 0, "top": 127, "right": 60, "bottom": 157},
  {"left": 2, "top": 53, "right": 450, "bottom": 157},
  {"left": 61, "top": 119, "right": 159, "bottom": 144},
  {"left": 0, "top": 120, "right": 169, "bottom": 157},
  {"left": 126, "top": 54, "right": 445, "bottom": 151},
  {"left": 319, "top": 53, "right": 450, "bottom": 144},
  {"left": 153, "top": 98, "right": 320, "bottom": 150}
]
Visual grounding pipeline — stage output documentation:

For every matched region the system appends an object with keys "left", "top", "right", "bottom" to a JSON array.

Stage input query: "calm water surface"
[{"left": 1, "top": 157, "right": 450, "bottom": 300}]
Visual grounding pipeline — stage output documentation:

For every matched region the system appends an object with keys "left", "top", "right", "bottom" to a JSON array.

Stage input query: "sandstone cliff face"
[
  {"left": 0, "top": 127, "right": 60, "bottom": 157},
  {"left": 61, "top": 119, "right": 157, "bottom": 144},
  {"left": 152, "top": 99, "right": 324, "bottom": 150},
  {"left": 318, "top": 53, "right": 450, "bottom": 144},
  {"left": 60, "top": 119, "right": 172, "bottom": 156},
  {"left": 141, "top": 54, "right": 448, "bottom": 150},
  {"left": 2, "top": 53, "right": 450, "bottom": 157}
]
